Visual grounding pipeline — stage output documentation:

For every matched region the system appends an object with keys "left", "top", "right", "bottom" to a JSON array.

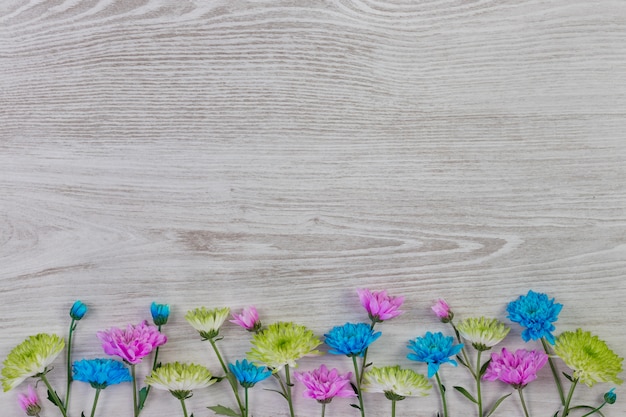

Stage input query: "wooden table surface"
[{"left": 1, "top": 1, "right": 625, "bottom": 416}]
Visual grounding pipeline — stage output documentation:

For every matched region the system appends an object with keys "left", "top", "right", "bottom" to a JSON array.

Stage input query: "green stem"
[
  {"left": 359, "top": 322, "right": 376, "bottom": 384},
  {"left": 132, "top": 364, "right": 139, "bottom": 417},
  {"left": 40, "top": 373, "right": 68, "bottom": 417},
  {"left": 391, "top": 399, "right": 396, "bottom": 417},
  {"left": 352, "top": 355, "right": 366, "bottom": 417},
  {"left": 580, "top": 402, "right": 607, "bottom": 417},
  {"left": 562, "top": 378, "right": 578, "bottom": 417},
  {"left": 244, "top": 387, "right": 249, "bottom": 417},
  {"left": 90, "top": 388, "right": 101, "bottom": 417},
  {"left": 518, "top": 388, "right": 530, "bottom": 417},
  {"left": 321, "top": 402, "right": 326, "bottom": 417},
  {"left": 66, "top": 319, "right": 76, "bottom": 408},
  {"left": 285, "top": 364, "right": 295, "bottom": 417},
  {"left": 451, "top": 322, "right": 476, "bottom": 378},
  {"left": 435, "top": 372, "right": 448, "bottom": 417},
  {"left": 476, "top": 350, "right": 483, "bottom": 417},
  {"left": 541, "top": 338, "right": 565, "bottom": 406},
  {"left": 208, "top": 338, "right": 245, "bottom": 415},
  {"left": 180, "top": 398, "right": 189, "bottom": 417}
]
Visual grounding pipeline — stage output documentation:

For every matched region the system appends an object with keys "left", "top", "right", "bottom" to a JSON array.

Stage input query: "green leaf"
[
  {"left": 263, "top": 388, "right": 288, "bottom": 400},
  {"left": 350, "top": 403, "right": 361, "bottom": 410},
  {"left": 456, "top": 354, "right": 468, "bottom": 368},
  {"left": 454, "top": 386, "right": 478, "bottom": 404},
  {"left": 138, "top": 386, "right": 149, "bottom": 410},
  {"left": 46, "top": 390, "right": 63, "bottom": 408},
  {"left": 207, "top": 405, "right": 241, "bottom": 417},
  {"left": 81, "top": 412, "right": 86, "bottom": 417},
  {"left": 480, "top": 358, "right": 492, "bottom": 377},
  {"left": 563, "top": 372, "right": 574, "bottom": 382},
  {"left": 485, "top": 393, "right": 512, "bottom": 417}
]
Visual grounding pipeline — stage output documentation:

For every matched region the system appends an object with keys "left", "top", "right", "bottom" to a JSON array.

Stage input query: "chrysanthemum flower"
[
  {"left": 247, "top": 322, "right": 322, "bottom": 371},
  {"left": 364, "top": 365, "right": 431, "bottom": 400},
  {"left": 17, "top": 385, "right": 41, "bottom": 416},
  {"left": 553, "top": 329, "right": 623, "bottom": 387},
  {"left": 97, "top": 321, "right": 167, "bottom": 365},
  {"left": 325, "top": 322, "right": 382, "bottom": 357},
  {"left": 228, "top": 359, "right": 272, "bottom": 388},
  {"left": 482, "top": 348, "right": 548, "bottom": 389},
  {"left": 150, "top": 302, "right": 170, "bottom": 326},
  {"left": 357, "top": 288, "right": 404, "bottom": 323},
  {"left": 145, "top": 362, "right": 216, "bottom": 400},
  {"left": 456, "top": 317, "right": 510, "bottom": 351},
  {"left": 229, "top": 306, "right": 261, "bottom": 332},
  {"left": 407, "top": 332, "right": 464, "bottom": 378},
  {"left": 185, "top": 306, "right": 230, "bottom": 340},
  {"left": 1, "top": 333, "right": 65, "bottom": 391},
  {"left": 73, "top": 358, "right": 132, "bottom": 389},
  {"left": 507, "top": 290, "right": 562, "bottom": 344},
  {"left": 431, "top": 299, "right": 453, "bottom": 322},
  {"left": 294, "top": 364, "right": 356, "bottom": 403}
]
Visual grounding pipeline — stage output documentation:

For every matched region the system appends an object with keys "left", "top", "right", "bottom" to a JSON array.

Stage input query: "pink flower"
[
  {"left": 294, "top": 365, "right": 356, "bottom": 404},
  {"left": 357, "top": 288, "right": 404, "bottom": 323},
  {"left": 432, "top": 298, "right": 453, "bottom": 322},
  {"left": 229, "top": 306, "right": 261, "bottom": 332},
  {"left": 483, "top": 348, "right": 548, "bottom": 388},
  {"left": 17, "top": 385, "right": 41, "bottom": 416},
  {"left": 97, "top": 321, "right": 167, "bottom": 365}
]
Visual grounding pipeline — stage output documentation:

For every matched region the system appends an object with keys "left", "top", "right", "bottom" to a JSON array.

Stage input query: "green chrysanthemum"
[
  {"left": 185, "top": 306, "right": 230, "bottom": 340},
  {"left": 1, "top": 333, "right": 65, "bottom": 391},
  {"left": 145, "top": 362, "right": 216, "bottom": 400},
  {"left": 364, "top": 365, "right": 431, "bottom": 400},
  {"left": 247, "top": 322, "right": 322, "bottom": 371},
  {"left": 554, "top": 329, "right": 623, "bottom": 387},
  {"left": 456, "top": 317, "right": 510, "bottom": 351}
]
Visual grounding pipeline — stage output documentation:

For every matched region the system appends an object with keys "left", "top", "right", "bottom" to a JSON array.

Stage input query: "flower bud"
[
  {"left": 151, "top": 302, "right": 170, "bottom": 326},
  {"left": 69, "top": 300, "right": 88, "bottom": 320},
  {"left": 604, "top": 388, "right": 617, "bottom": 404}
]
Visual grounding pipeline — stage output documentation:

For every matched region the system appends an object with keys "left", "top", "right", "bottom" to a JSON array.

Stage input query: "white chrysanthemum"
[
  {"left": 456, "top": 317, "right": 510, "bottom": 351},
  {"left": 145, "top": 362, "right": 215, "bottom": 399},
  {"left": 185, "top": 307, "right": 230, "bottom": 340},
  {"left": 2, "top": 334, "right": 65, "bottom": 391}
]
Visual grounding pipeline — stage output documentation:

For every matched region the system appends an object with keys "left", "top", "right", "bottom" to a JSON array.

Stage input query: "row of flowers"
[{"left": 1, "top": 290, "right": 623, "bottom": 417}]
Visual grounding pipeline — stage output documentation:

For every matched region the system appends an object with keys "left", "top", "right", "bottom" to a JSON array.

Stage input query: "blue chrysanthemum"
[
  {"left": 507, "top": 290, "right": 563, "bottom": 344},
  {"left": 324, "top": 323, "right": 382, "bottom": 357},
  {"left": 228, "top": 359, "right": 272, "bottom": 388},
  {"left": 407, "top": 332, "right": 464, "bottom": 378},
  {"left": 151, "top": 302, "right": 170, "bottom": 326},
  {"left": 73, "top": 358, "right": 132, "bottom": 389}
]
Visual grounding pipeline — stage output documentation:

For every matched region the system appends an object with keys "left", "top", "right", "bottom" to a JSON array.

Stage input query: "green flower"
[
  {"left": 364, "top": 365, "right": 431, "bottom": 400},
  {"left": 2, "top": 334, "right": 65, "bottom": 391},
  {"left": 247, "top": 322, "right": 322, "bottom": 371},
  {"left": 554, "top": 329, "right": 623, "bottom": 387},
  {"left": 456, "top": 317, "right": 510, "bottom": 351},
  {"left": 145, "top": 362, "right": 216, "bottom": 400},
  {"left": 185, "top": 306, "right": 230, "bottom": 340}
]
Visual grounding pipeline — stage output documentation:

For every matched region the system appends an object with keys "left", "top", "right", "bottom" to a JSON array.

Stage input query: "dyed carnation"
[
  {"left": 407, "top": 332, "right": 464, "bottom": 378},
  {"left": 294, "top": 364, "right": 356, "bottom": 403},
  {"left": 357, "top": 288, "right": 404, "bottom": 323},
  {"left": 97, "top": 321, "right": 167, "bottom": 365},
  {"left": 483, "top": 348, "right": 548, "bottom": 389},
  {"left": 507, "top": 290, "right": 562, "bottom": 345}
]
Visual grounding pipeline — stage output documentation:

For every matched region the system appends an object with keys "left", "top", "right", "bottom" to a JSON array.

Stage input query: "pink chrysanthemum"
[
  {"left": 483, "top": 348, "right": 548, "bottom": 389},
  {"left": 357, "top": 288, "right": 404, "bottom": 323},
  {"left": 97, "top": 321, "right": 167, "bottom": 365},
  {"left": 431, "top": 299, "right": 453, "bottom": 322},
  {"left": 229, "top": 306, "right": 261, "bottom": 332},
  {"left": 294, "top": 364, "right": 356, "bottom": 404},
  {"left": 17, "top": 385, "right": 41, "bottom": 416}
]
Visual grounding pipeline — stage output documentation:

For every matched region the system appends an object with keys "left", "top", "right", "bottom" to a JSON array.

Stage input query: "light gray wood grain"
[{"left": 1, "top": 0, "right": 625, "bottom": 416}]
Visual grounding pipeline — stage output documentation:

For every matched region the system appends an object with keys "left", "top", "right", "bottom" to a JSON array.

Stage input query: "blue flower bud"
[
  {"left": 604, "top": 388, "right": 616, "bottom": 404},
  {"left": 69, "top": 300, "right": 88, "bottom": 320},
  {"left": 151, "top": 302, "right": 170, "bottom": 326}
]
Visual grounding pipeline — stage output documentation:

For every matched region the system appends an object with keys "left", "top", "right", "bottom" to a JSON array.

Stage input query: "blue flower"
[
  {"left": 73, "top": 358, "right": 132, "bottom": 389},
  {"left": 151, "top": 302, "right": 170, "bottom": 326},
  {"left": 507, "top": 290, "right": 562, "bottom": 344},
  {"left": 407, "top": 332, "right": 464, "bottom": 378},
  {"left": 324, "top": 323, "right": 382, "bottom": 357},
  {"left": 604, "top": 388, "right": 617, "bottom": 404},
  {"left": 228, "top": 359, "right": 272, "bottom": 388},
  {"left": 69, "top": 300, "right": 88, "bottom": 320}
]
